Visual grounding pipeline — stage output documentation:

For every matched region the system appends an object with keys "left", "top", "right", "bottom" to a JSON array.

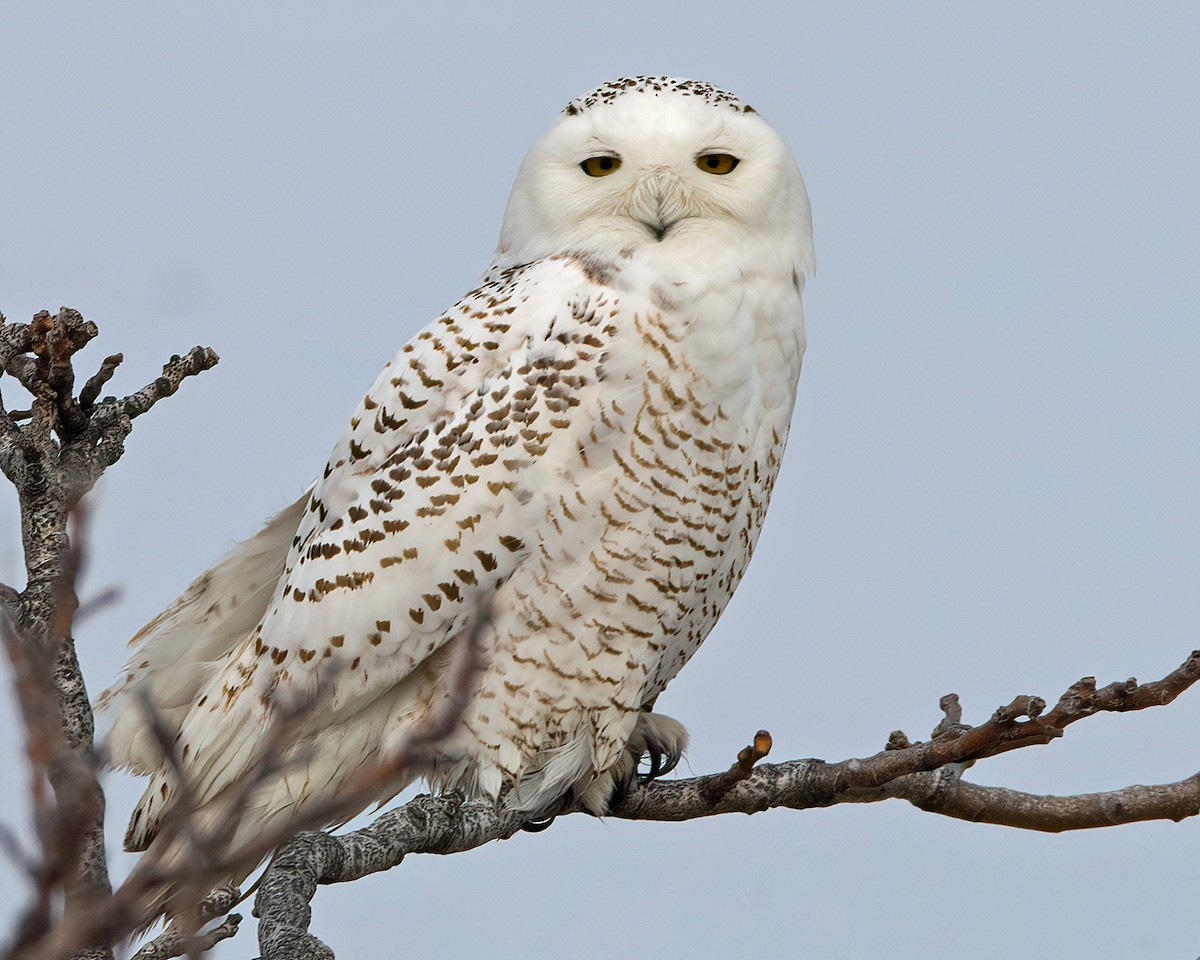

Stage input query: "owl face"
[{"left": 496, "top": 78, "right": 814, "bottom": 278}]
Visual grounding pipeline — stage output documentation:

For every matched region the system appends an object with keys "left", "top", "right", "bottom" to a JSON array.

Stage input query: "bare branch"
[
  {"left": 78, "top": 355, "right": 122, "bottom": 414},
  {"left": 120, "top": 348, "right": 219, "bottom": 421},
  {"left": 255, "top": 797, "right": 528, "bottom": 960},
  {"left": 0, "top": 309, "right": 219, "bottom": 960},
  {"left": 252, "top": 651, "right": 1200, "bottom": 959},
  {"left": 73, "top": 587, "right": 121, "bottom": 624},
  {"left": 0, "top": 582, "right": 20, "bottom": 621},
  {"left": 233, "top": 602, "right": 490, "bottom": 868},
  {"left": 854, "top": 769, "right": 1200, "bottom": 831},
  {"left": 614, "top": 651, "right": 1200, "bottom": 822},
  {"left": 3, "top": 303, "right": 1195, "bottom": 960},
  {"left": 112, "top": 600, "right": 492, "bottom": 944}
]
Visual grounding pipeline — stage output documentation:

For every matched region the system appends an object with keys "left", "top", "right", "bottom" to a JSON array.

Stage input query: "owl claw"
[
  {"left": 639, "top": 748, "right": 663, "bottom": 784},
  {"left": 639, "top": 742, "right": 682, "bottom": 784},
  {"left": 520, "top": 791, "right": 573, "bottom": 832},
  {"left": 520, "top": 813, "right": 557, "bottom": 833},
  {"left": 656, "top": 748, "right": 681, "bottom": 778}
]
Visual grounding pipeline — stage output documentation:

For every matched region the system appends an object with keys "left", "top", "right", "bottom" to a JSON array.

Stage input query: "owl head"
[{"left": 496, "top": 77, "right": 815, "bottom": 283}]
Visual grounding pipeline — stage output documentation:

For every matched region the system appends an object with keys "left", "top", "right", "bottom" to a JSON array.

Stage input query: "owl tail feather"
[{"left": 508, "top": 733, "right": 596, "bottom": 815}]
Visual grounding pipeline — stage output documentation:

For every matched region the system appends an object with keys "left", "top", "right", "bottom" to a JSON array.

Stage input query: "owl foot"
[
  {"left": 584, "top": 711, "right": 690, "bottom": 812},
  {"left": 633, "top": 711, "right": 689, "bottom": 785}
]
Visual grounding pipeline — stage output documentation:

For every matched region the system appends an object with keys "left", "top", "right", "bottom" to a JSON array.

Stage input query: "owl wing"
[
  {"left": 127, "top": 255, "right": 637, "bottom": 835},
  {"left": 97, "top": 489, "right": 311, "bottom": 774}
]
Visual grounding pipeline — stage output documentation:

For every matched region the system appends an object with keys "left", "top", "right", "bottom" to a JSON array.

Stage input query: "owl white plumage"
[{"left": 98, "top": 76, "right": 814, "bottom": 898}]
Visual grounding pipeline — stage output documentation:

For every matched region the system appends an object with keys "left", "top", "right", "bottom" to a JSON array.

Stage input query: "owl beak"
[{"left": 630, "top": 167, "right": 690, "bottom": 241}]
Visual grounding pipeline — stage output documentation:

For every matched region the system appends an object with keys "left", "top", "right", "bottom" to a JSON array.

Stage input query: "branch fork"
[{"left": 1, "top": 307, "right": 218, "bottom": 960}]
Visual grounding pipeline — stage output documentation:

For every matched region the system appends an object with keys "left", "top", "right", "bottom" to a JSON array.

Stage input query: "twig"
[
  {"left": 614, "top": 651, "right": 1200, "bottom": 822},
  {"left": 78, "top": 355, "right": 122, "bottom": 413},
  {"left": 107, "top": 609, "right": 490, "bottom": 945},
  {"left": 120, "top": 348, "right": 219, "bottom": 422},
  {"left": 231, "top": 600, "right": 490, "bottom": 873},
  {"left": 74, "top": 587, "right": 121, "bottom": 624}
]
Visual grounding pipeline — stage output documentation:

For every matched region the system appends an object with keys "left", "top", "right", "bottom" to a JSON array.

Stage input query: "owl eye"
[
  {"left": 580, "top": 155, "right": 622, "bottom": 177},
  {"left": 696, "top": 153, "right": 739, "bottom": 175}
]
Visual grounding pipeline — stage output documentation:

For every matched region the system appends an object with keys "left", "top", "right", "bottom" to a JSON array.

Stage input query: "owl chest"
[
  {"left": 583, "top": 284, "right": 799, "bottom": 671},
  {"left": 585, "top": 314, "right": 785, "bottom": 579},
  {"left": 572, "top": 368, "right": 783, "bottom": 697}
]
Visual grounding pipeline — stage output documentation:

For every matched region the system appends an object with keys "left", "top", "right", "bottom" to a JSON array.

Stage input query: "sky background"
[{"left": 2, "top": 3, "right": 1199, "bottom": 958}]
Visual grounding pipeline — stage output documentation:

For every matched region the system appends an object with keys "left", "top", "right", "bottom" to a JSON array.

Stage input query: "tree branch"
[
  {"left": 126, "top": 916, "right": 241, "bottom": 960},
  {"left": 119, "top": 347, "right": 219, "bottom": 422},
  {"left": 0, "top": 308, "right": 218, "bottom": 960},
  {"left": 256, "top": 798, "right": 529, "bottom": 960},
  {"left": 252, "top": 650, "right": 1200, "bottom": 959},
  {"left": 110, "top": 598, "right": 492, "bottom": 951},
  {"left": 855, "top": 769, "right": 1200, "bottom": 831}
]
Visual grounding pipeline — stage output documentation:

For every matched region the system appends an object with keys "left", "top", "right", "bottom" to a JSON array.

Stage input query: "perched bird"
[{"left": 98, "top": 76, "right": 814, "bottom": 898}]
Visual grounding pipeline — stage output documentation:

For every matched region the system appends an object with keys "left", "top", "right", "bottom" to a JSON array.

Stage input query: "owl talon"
[
  {"left": 631, "top": 712, "right": 688, "bottom": 786},
  {"left": 639, "top": 742, "right": 683, "bottom": 784},
  {"left": 639, "top": 748, "right": 663, "bottom": 784},
  {"left": 520, "top": 791, "right": 573, "bottom": 831},
  {"left": 521, "top": 814, "right": 557, "bottom": 833},
  {"left": 656, "top": 748, "right": 681, "bottom": 778}
]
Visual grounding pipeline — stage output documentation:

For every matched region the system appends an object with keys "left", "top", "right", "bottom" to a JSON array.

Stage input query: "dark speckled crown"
[{"left": 564, "top": 76, "right": 756, "bottom": 116}]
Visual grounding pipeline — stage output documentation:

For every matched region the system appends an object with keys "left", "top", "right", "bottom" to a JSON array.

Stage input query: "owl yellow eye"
[
  {"left": 696, "top": 153, "right": 739, "bottom": 175},
  {"left": 580, "top": 155, "right": 622, "bottom": 177}
]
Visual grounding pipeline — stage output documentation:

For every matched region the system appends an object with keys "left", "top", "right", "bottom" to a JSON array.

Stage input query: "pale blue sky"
[{"left": 3, "top": 3, "right": 1198, "bottom": 958}]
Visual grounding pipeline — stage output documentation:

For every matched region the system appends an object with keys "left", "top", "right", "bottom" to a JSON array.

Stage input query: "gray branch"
[
  {"left": 253, "top": 650, "right": 1200, "bottom": 959},
  {"left": 119, "top": 347, "right": 219, "bottom": 421},
  {"left": 854, "top": 768, "right": 1200, "bottom": 830},
  {"left": 256, "top": 797, "right": 529, "bottom": 960},
  {"left": 1, "top": 308, "right": 218, "bottom": 960}
]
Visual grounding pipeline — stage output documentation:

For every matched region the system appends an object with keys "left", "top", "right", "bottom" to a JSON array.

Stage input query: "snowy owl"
[{"left": 98, "top": 76, "right": 814, "bottom": 896}]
